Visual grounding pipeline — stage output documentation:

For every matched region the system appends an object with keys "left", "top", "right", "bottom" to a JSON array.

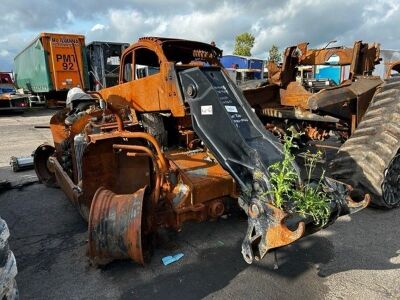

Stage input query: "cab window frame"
[{"left": 133, "top": 47, "right": 161, "bottom": 80}]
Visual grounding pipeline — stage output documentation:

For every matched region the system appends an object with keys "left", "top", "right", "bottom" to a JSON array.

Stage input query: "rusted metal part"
[
  {"left": 113, "top": 143, "right": 162, "bottom": 207},
  {"left": 280, "top": 81, "right": 312, "bottom": 108},
  {"left": 385, "top": 61, "right": 400, "bottom": 79},
  {"left": 308, "top": 76, "right": 382, "bottom": 125},
  {"left": 346, "top": 194, "right": 371, "bottom": 214},
  {"left": 98, "top": 38, "right": 222, "bottom": 117},
  {"left": 241, "top": 200, "right": 305, "bottom": 264},
  {"left": 88, "top": 130, "right": 168, "bottom": 173},
  {"left": 240, "top": 175, "right": 370, "bottom": 264},
  {"left": 307, "top": 83, "right": 354, "bottom": 111},
  {"left": 298, "top": 41, "right": 380, "bottom": 76},
  {"left": 165, "top": 151, "right": 235, "bottom": 228},
  {"left": 88, "top": 187, "right": 147, "bottom": 265},
  {"left": 268, "top": 46, "right": 299, "bottom": 86},
  {"left": 80, "top": 136, "right": 153, "bottom": 220},
  {"left": 49, "top": 109, "right": 69, "bottom": 150},
  {"left": 263, "top": 41, "right": 380, "bottom": 93},
  {"left": 33, "top": 144, "right": 57, "bottom": 187},
  {"left": 49, "top": 155, "right": 87, "bottom": 218},
  {"left": 244, "top": 41, "right": 382, "bottom": 117},
  {"left": 300, "top": 45, "right": 354, "bottom": 65},
  {"left": 242, "top": 84, "right": 279, "bottom": 108},
  {"left": 35, "top": 36, "right": 375, "bottom": 268},
  {"left": 304, "top": 125, "right": 329, "bottom": 141},
  {"left": 264, "top": 204, "right": 305, "bottom": 251},
  {"left": 260, "top": 107, "right": 339, "bottom": 123},
  {"left": 323, "top": 177, "right": 370, "bottom": 216},
  {"left": 166, "top": 151, "right": 235, "bottom": 204}
]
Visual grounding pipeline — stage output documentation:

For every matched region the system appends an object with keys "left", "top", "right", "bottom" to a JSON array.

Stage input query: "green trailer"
[{"left": 14, "top": 33, "right": 89, "bottom": 95}]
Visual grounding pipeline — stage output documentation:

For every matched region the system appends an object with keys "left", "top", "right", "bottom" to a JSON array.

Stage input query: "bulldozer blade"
[
  {"left": 33, "top": 144, "right": 57, "bottom": 187},
  {"left": 88, "top": 187, "right": 148, "bottom": 266}
]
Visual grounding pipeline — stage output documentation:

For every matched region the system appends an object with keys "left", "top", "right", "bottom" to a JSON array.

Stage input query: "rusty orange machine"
[
  {"left": 242, "top": 41, "right": 400, "bottom": 209},
  {"left": 34, "top": 37, "right": 368, "bottom": 266}
]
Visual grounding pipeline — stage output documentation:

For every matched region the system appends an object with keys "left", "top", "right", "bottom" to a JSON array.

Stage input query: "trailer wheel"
[
  {"left": 330, "top": 78, "right": 400, "bottom": 208},
  {"left": 0, "top": 218, "right": 18, "bottom": 300}
]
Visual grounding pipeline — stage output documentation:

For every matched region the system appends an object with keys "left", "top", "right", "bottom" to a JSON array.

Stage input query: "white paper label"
[
  {"left": 225, "top": 105, "right": 238, "bottom": 113},
  {"left": 201, "top": 105, "right": 213, "bottom": 115}
]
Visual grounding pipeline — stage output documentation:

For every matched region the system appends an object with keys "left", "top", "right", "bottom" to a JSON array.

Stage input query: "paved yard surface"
[{"left": 0, "top": 109, "right": 399, "bottom": 299}]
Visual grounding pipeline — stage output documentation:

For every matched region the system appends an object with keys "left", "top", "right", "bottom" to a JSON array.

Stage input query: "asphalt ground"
[{"left": 0, "top": 109, "right": 399, "bottom": 299}]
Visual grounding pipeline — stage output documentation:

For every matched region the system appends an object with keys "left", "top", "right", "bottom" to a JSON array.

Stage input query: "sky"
[{"left": 1, "top": 0, "right": 399, "bottom": 70}]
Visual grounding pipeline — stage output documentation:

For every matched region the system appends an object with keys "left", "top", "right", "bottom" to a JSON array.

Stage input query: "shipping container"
[
  {"left": 14, "top": 33, "right": 89, "bottom": 94},
  {"left": 220, "top": 55, "right": 265, "bottom": 81},
  {"left": 86, "top": 41, "right": 129, "bottom": 90}
]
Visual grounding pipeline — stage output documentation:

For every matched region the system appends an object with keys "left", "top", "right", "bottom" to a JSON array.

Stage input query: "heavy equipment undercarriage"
[{"left": 34, "top": 37, "right": 368, "bottom": 266}]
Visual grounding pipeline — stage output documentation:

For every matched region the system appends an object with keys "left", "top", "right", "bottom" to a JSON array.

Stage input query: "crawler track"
[{"left": 330, "top": 78, "right": 400, "bottom": 208}]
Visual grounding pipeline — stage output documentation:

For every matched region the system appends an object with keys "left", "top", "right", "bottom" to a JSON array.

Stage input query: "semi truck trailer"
[{"left": 14, "top": 33, "right": 89, "bottom": 103}]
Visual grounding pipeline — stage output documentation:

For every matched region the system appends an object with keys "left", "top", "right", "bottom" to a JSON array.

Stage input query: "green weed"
[{"left": 267, "top": 133, "right": 331, "bottom": 226}]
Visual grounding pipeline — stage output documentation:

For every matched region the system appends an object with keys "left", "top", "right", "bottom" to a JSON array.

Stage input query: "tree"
[
  {"left": 233, "top": 33, "right": 255, "bottom": 57},
  {"left": 268, "top": 44, "right": 281, "bottom": 63}
]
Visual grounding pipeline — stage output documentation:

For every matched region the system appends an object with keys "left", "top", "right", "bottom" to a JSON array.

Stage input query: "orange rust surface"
[
  {"left": 88, "top": 187, "right": 146, "bottom": 265},
  {"left": 166, "top": 151, "right": 235, "bottom": 204},
  {"left": 385, "top": 61, "right": 400, "bottom": 79},
  {"left": 98, "top": 39, "right": 187, "bottom": 117},
  {"left": 265, "top": 204, "right": 305, "bottom": 251},
  {"left": 280, "top": 81, "right": 312, "bottom": 109},
  {"left": 49, "top": 109, "right": 69, "bottom": 147},
  {"left": 88, "top": 130, "right": 168, "bottom": 173},
  {"left": 299, "top": 41, "right": 380, "bottom": 68},
  {"left": 300, "top": 47, "right": 354, "bottom": 65}
]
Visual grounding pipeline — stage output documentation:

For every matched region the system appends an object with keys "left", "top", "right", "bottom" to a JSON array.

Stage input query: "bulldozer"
[
  {"left": 33, "top": 37, "right": 368, "bottom": 266},
  {"left": 243, "top": 41, "right": 400, "bottom": 209}
]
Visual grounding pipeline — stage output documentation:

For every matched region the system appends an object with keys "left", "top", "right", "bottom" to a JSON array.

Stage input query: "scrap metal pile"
[
  {"left": 242, "top": 41, "right": 400, "bottom": 208},
  {"left": 33, "top": 37, "right": 399, "bottom": 267}
]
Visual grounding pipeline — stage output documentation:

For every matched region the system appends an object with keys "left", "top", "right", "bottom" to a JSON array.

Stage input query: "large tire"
[
  {"left": 330, "top": 78, "right": 400, "bottom": 208},
  {"left": 140, "top": 113, "right": 168, "bottom": 149},
  {"left": 0, "top": 218, "right": 18, "bottom": 300}
]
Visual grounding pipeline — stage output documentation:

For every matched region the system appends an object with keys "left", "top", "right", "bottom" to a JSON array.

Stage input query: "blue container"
[{"left": 315, "top": 66, "right": 341, "bottom": 84}]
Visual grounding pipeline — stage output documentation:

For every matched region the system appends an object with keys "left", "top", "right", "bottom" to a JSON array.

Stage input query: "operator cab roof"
[{"left": 137, "top": 37, "right": 223, "bottom": 63}]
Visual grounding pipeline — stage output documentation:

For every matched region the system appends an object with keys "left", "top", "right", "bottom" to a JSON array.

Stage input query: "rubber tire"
[
  {"left": 330, "top": 77, "right": 400, "bottom": 208},
  {"left": 0, "top": 218, "right": 18, "bottom": 299},
  {"left": 140, "top": 113, "right": 168, "bottom": 149}
]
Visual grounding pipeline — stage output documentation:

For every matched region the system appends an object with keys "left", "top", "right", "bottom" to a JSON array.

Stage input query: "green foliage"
[
  {"left": 268, "top": 44, "right": 281, "bottom": 63},
  {"left": 233, "top": 33, "right": 255, "bottom": 57},
  {"left": 267, "top": 134, "right": 331, "bottom": 226},
  {"left": 292, "top": 151, "right": 331, "bottom": 226},
  {"left": 268, "top": 134, "right": 298, "bottom": 209}
]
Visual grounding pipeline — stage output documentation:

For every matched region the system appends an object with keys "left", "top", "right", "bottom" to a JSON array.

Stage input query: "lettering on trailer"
[
  {"left": 55, "top": 54, "right": 76, "bottom": 71},
  {"left": 51, "top": 37, "right": 80, "bottom": 46}
]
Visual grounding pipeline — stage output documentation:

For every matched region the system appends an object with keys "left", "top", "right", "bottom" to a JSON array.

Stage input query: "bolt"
[
  {"left": 186, "top": 84, "right": 197, "bottom": 98},
  {"left": 250, "top": 204, "right": 260, "bottom": 217}
]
